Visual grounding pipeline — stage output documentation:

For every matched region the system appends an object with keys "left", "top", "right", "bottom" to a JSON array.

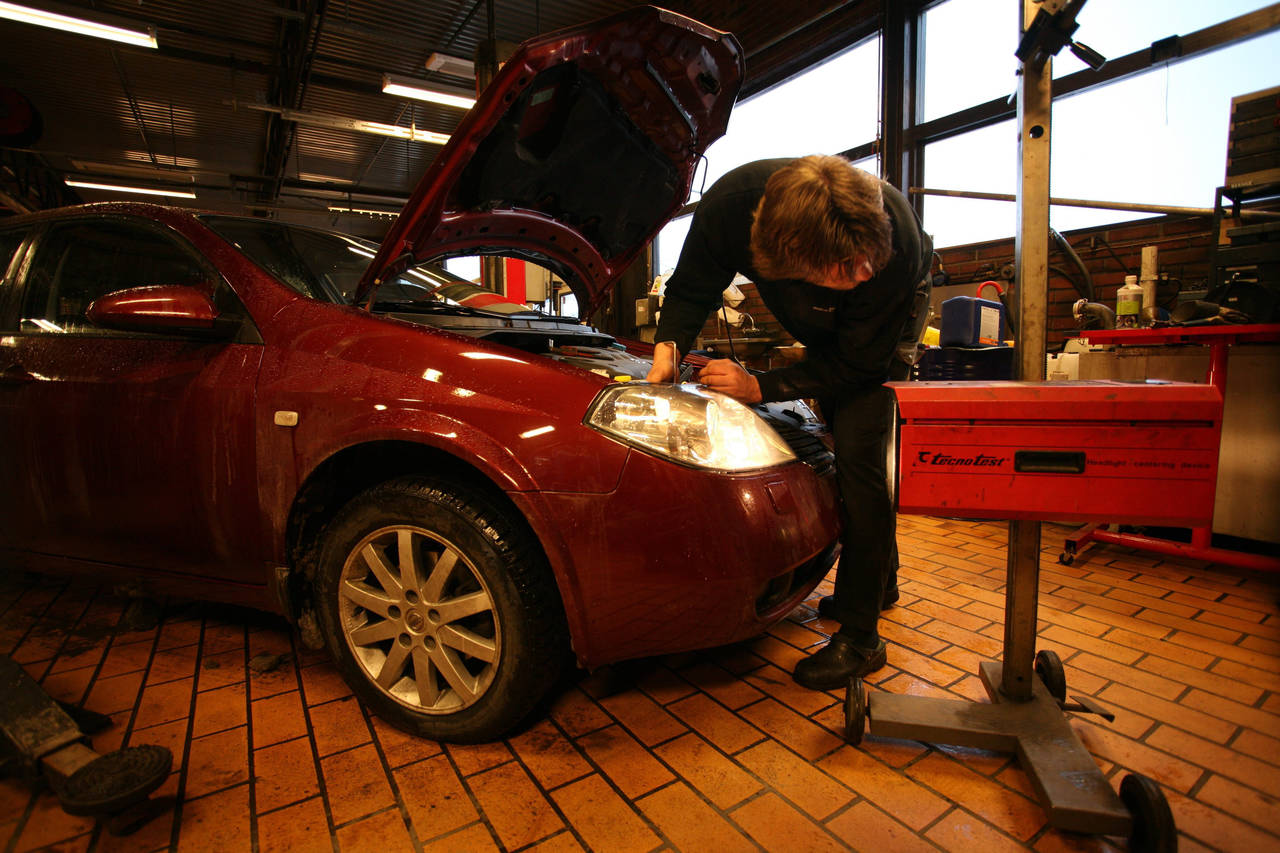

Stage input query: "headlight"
[{"left": 586, "top": 383, "right": 797, "bottom": 471}]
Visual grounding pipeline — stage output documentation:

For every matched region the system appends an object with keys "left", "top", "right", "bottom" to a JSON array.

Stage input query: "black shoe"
[
  {"left": 816, "top": 589, "right": 899, "bottom": 618},
  {"left": 792, "top": 635, "right": 888, "bottom": 690}
]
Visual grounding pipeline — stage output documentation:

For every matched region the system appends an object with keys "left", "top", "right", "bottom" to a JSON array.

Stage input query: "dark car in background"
[{"left": 0, "top": 7, "right": 840, "bottom": 741}]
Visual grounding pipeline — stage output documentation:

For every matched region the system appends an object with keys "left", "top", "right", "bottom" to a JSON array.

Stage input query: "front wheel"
[{"left": 314, "top": 476, "right": 567, "bottom": 742}]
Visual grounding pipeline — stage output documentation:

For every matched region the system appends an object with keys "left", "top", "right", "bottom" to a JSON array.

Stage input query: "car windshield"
[{"left": 199, "top": 215, "right": 540, "bottom": 316}]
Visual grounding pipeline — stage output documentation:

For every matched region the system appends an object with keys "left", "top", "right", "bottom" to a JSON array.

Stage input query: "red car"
[{"left": 0, "top": 7, "right": 840, "bottom": 741}]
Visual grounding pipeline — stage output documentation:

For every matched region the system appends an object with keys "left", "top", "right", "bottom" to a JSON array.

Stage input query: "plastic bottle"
[{"left": 1116, "top": 275, "right": 1142, "bottom": 328}]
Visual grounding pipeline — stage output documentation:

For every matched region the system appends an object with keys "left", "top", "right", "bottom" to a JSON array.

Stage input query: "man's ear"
[{"left": 854, "top": 257, "right": 875, "bottom": 284}]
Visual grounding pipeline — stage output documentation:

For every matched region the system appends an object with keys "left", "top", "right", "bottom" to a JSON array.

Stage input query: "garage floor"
[{"left": 1, "top": 516, "right": 1277, "bottom": 853}]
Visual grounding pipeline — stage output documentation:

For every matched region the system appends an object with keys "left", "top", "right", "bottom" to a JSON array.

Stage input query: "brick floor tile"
[
  {"left": 254, "top": 736, "right": 320, "bottom": 812},
  {"left": 93, "top": 637, "right": 154, "bottom": 679},
  {"left": 47, "top": 639, "right": 107, "bottom": 675},
  {"left": 576, "top": 725, "right": 673, "bottom": 799},
  {"left": 1137, "top": 607, "right": 1242, "bottom": 644},
  {"left": 767, "top": 617, "right": 828, "bottom": 650},
  {"left": 1074, "top": 606, "right": 1172, "bottom": 640},
  {"left": 198, "top": 647, "right": 249, "bottom": 693},
  {"left": 817, "top": 746, "right": 949, "bottom": 830},
  {"left": 202, "top": 622, "right": 246, "bottom": 655},
  {"left": 421, "top": 822, "right": 499, "bottom": 852},
  {"left": 157, "top": 617, "right": 204, "bottom": 650},
  {"left": 743, "top": 663, "right": 836, "bottom": 716},
  {"left": 747, "top": 634, "right": 808, "bottom": 672},
  {"left": 906, "top": 752, "right": 1045, "bottom": 841},
  {"left": 336, "top": 808, "right": 416, "bottom": 852},
  {"left": 678, "top": 662, "right": 765, "bottom": 710},
  {"left": 732, "top": 792, "right": 845, "bottom": 852},
  {"left": 321, "top": 743, "right": 396, "bottom": 826},
  {"left": 547, "top": 686, "right": 612, "bottom": 738},
  {"left": 37, "top": 665, "right": 94, "bottom": 707},
  {"left": 634, "top": 664, "right": 697, "bottom": 704},
  {"left": 637, "top": 781, "right": 756, "bottom": 853},
  {"left": 308, "top": 695, "right": 371, "bottom": 757},
  {"left": 11, "top": 791, "right": 94, "bottom": 851},
  {"left": 1191, "top": 609, "right": 1278, "bottom": 639},
  {"left": 468, "top": 761, "right": 563, "bottom": 850},
  {"left": 520, "top": 831, "right": 585, "bottom": 852},
  {"left": 395, "top": 754, "right": 478, "bottom": 842},
  {"left": 880, "top": 619, "right": 950, "bottom": 657},
  {"left": 1231, "top": 729, "right": 1280, "bottom": 767},
  {"left": 925, "top": 807, "right": 1029, "bottom": 853},
  {"left": 550, "top": 774, "right": 660, "bottom": 853},
  {"left": 1070, "top": 718, "right": 1202, "bottom": 794},
  {"left": 192, "top": 681, "right": 248, "bottom": 737},
  {"left": 176, "top": 783, "right": 252, "bottom": 852},
  {"left": 1065, "top": 653, "right": 1183, "bottom": 701},
  {"left": 1212, "top": 657, "right": 1280, "bottom": 694},
  {"left": 132, "top": 676, "right": 195, "bottom": 730},
  {"left": 0, "top": 781, "right": 30, "bottom": 824},
  {"left": 737, "top": 740, "right": 853, "bottom": 820},
  {"left": 252, "top": 690, "right": 309, "bottom": 748},
  {"left": 257, "top": 795, "right": 332, "bottom": 853},
  {"left": 918, "top": 617, "right": 1004, "bottom": 656},
  {"left": 1167, "top": 788, "right": 1280, "bottom": 852},
  {"left": 742, "top": 696, "right": 845, "bottom": 761},
  {"left": 369, "top": 715, "right": 444, "bottom": 769},
  {"left": 445, "top": 740, "right": 512, "bottom": 777},
  {"left": 668, "top": 693, "right": 765, "bottom": 755},
  {"left": 654, "top": 732, "right": 761, "bottom": 809},
  {"left": 1142, "top": 654, "right": 1264, "bottom": 705},
  {"left": 1167, "top": 630, "right": 1279, "bottom": 670},
  {"left": 1039, "top": 626, "right": 1143, "bottom": 665},
  {"left": 146, "top": 643, "right": 200, "bottom": 686},
  {"left": 1145, "top": 725, "right": 1280, "bottom": 798},
  {"left": 599, "top": 688, "right": 688, "bottom": 747},
  {"left": 1037, "top": 606, "right": 1112, "bottom": 639},
  {"left": 1196, "top": 773, "right": 1280, "bottom": 831},
  {"left": 825, "top": 800, "right": 942, "bottom": 853},
  {"left": 508, "top": 720, "right": 592, "bottom": 791},
  {"left": 184, "top": 725, "right": 249, "bottom": 799},
  {"left": 877, "top": 672, "right": 959, "bottom": 702},
  {"left": 1097, "top": 683, "right": 1237, "bottom": 744},
  {"left": 1103, "top": 627, "right": 1215, "bottom": 669},
  {"left": 299, "top": 662, "right": 353, "bottom": 706}
]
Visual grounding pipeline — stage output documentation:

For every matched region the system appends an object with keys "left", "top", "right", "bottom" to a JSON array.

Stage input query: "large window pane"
[
  {"left": 922, "top": 119, "right": 1017, "bottom": 248},
  {"left": 1050, "top": 31, "right": 1280, "bottom": 232},
  {"left": 922, "top": 0, "right": 1017, "bottom": 122}
]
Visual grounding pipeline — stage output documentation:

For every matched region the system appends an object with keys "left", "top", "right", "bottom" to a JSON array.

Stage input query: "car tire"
[{"left": 314, "top": 476, "right": 566, "bottom": 742}]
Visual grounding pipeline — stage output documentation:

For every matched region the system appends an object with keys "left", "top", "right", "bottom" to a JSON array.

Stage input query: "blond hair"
[{"left": 749, "top": 155, "right": 892, "bottom": 283}]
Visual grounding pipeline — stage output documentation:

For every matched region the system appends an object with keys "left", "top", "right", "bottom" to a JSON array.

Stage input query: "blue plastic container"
[{"left": 939, "top": 295, "right": 1007, "bottom": 347}]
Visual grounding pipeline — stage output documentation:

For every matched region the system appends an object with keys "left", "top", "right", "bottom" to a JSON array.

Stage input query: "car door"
[{"left": 1, "top": 214, "right": 267, "bottom": 584}]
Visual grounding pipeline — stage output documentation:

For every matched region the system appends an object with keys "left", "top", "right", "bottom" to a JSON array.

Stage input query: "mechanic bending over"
[{"left": 646, "top": 155, "right": 933, "bottom": 690}]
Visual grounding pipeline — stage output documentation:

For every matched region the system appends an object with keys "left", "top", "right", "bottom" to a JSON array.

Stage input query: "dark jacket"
[{"left": 655, "top": 158, "right": 933, "bottom": 402}]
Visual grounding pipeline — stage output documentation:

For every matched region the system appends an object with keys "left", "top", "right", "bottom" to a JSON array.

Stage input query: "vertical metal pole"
[{"left": 1003, "top": 0, "right": 1052, "bottom": 702}]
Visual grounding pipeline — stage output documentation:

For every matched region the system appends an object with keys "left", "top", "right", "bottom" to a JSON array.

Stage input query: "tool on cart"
[{"left": 0, "top": 655, "right": 173, "bottom": 835}]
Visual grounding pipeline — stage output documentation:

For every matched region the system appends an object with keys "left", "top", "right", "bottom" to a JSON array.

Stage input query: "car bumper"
[{"left": 517, "top": 450, "right": 842, "bottom": 667}]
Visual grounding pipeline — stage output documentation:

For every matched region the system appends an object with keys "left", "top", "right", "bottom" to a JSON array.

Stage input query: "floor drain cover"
[{"left": 57, "top": 746, "right": 173, "bottom": 817}]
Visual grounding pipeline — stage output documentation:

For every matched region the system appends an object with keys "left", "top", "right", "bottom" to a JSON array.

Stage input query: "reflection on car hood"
[{"left": 354, "top": 6, "right": 743, "bottom": 316}]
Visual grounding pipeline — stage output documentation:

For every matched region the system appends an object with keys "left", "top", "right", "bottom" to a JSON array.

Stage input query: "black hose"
[{"left": 1050, "top": 228, "right": 1094, "bottom": 302}]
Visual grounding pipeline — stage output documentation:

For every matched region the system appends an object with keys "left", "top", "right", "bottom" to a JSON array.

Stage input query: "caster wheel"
[
  {"left": 1058, "top": 551, "right": 1075, "bottom": 565},
  {"left": 1034, "top": 649, "right": 1067, "bottom": 703},
  {"left": 843, "top": 677, "right": 867, "bottom": 745},
  {"left": 1120, "top": 773, "right": 1176, "bottom": 853}
]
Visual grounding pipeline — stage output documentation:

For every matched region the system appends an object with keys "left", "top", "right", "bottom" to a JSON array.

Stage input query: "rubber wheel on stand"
[
  {"left": 56, "top": 746, "right": 172, "bottom": 817},
  {"left": 1034, "top": 649, "right": 1067, "bottom": 703},
  {"left": 1120, "top": 773, "right": 1176, "bottom": 853},
  {"left": 843, "top": 678, "right": 867, "bottom": 745},
  {"left": 1058, "top": 552, "right": 1074, "bottom": 565}
]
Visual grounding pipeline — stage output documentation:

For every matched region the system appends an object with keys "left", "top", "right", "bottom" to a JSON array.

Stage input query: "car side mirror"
[{"left": 86, "top": 285, "right": 237, "bottom": 339}]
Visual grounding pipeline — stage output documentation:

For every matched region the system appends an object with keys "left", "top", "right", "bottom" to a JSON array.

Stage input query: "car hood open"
[{"left": 354, "top": 5, "right": 743, "bottom": 316}]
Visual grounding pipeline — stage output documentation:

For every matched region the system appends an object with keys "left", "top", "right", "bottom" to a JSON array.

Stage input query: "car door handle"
[{"left": 0, "top": 364, "right": 36, "bottom": 387}]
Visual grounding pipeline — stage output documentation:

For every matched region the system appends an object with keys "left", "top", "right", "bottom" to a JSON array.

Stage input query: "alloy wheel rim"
[{"left": 338, "top": 525, "right": 500, "bottom": 714}]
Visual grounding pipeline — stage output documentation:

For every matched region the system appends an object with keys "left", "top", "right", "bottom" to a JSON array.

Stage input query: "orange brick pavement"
[{"left": 2, "top": 516, "right": 1277, "bottom": 852}]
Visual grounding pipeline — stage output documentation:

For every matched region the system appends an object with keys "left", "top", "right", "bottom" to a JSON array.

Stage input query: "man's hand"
[
  {"left": 697, "top": 360, "right": 762, "bottom": 404},
  {"left": 645, "top": 341, "right": 679, "bottom": 383}
]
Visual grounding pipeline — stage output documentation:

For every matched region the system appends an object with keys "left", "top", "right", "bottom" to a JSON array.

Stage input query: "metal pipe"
[{"left": 911, "top": 186, "right": 1280, "bottom": 220}]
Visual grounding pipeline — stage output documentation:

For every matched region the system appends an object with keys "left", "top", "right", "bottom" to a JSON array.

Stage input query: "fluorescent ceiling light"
[
  {"left": 382, "top": 74, "right": 475, "bottom": 110},
  {"left": 64, "top": 179, "right": 195, "bottom": 198},
  {"left": 242, "top": 103, "right": 450, "bottom": 145},
  {"left": 328, "top": 205, "right": 398, "bottom": 217},
  {"left": 425, "top": 52, "right": 474, "bottom": 79},
  {"left": 0, "top": 1, "right": 157, "bottom": 48}
]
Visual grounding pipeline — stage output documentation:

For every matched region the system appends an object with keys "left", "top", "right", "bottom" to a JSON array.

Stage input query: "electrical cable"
[{"left": 1049, "top": 228, "right": 1094, "bottom": 301}]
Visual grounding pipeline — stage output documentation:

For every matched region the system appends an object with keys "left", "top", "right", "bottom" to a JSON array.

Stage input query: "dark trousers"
[{"left": 821, "top": 384, "right": 898, "bottom": 641}]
